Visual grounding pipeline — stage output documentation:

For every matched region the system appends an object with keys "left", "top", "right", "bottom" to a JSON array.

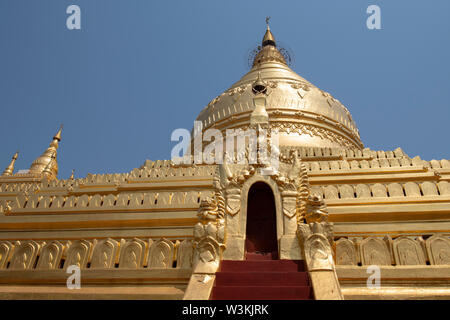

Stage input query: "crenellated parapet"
[
  {"left": 130, "top": 162, "right": 216, "bottom": 180},
  {"left": 272, "top": 147, "right": 450, "bottom": 229},
  {"left": 310, "top": 181, "right": 450, "bottom": 200},
  {"left": 0, "top": 183, "right": 38, "bottom": 193},
  {"left": 278, "top": 146, "right": 450, "bottom": 172},
  {"left": 0, "top": 159, "right": 220, "bottom": 215},
  {"left": 2, "top": 190, "right": 216, "bottom": 214}
]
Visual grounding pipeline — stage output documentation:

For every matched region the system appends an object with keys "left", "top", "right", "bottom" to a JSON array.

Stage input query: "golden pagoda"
[{"left": 0, "top": 22, "right": 449, "bottom": 300}]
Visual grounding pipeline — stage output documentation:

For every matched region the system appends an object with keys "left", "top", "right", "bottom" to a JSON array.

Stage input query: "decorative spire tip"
[
  {"left": 265, "top": 16, "right": 271, "bottom": 29},
  {"left": 262, "top": 17, "right": 276, "bottom": 47},
  {"left": 53, "top": 124, "right": 63, "bottom": 141}
]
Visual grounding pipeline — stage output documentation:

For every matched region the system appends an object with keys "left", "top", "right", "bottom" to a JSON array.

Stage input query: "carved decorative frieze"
[
  {"left": 3, "top": 188, "right": 218, "bottom": 214},
  {"left": 334, "top": 235, "right": 450, "bottom": 267},
  {"left": 271, "top": 122, "right": 358, "bottom": 149},
  {"left": 0, "top": 236, "right": 195, "bottom": 271}
]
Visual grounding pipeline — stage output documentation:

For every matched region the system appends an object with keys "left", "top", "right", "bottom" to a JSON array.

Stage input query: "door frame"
[{"left": 239, "top": 175, "right": 284, "bottom": 251}]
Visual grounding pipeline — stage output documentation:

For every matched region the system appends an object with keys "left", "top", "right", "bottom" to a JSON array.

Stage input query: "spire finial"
[
  {"left": 252, "top": 18, "right": 287, "bottom": 67},
  {"left": 70, "top": 169, "right": 75, "bottom": 180},
  {"left": 265, "top": 16, "right": 271, "bottom": 29},
  {"left": 2, "top": 151, "right": 19, "bottom": 176},
  {"left": 262, "top": 18, "right": 276, "bottom": 47},
  {"left": 53, "top": 124, "right": 63, "bottom": 141}
]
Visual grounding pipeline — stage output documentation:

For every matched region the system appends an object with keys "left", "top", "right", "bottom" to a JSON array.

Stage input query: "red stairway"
[{"left": 210, "top": 253, "right": 314, "bottom": 300}]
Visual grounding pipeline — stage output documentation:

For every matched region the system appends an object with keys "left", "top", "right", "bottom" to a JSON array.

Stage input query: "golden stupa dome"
[
  {"left": 195, "top": 24, "right": 363, "bottom": 150},
  {"left": 29, "top": 126, "right": 62, "bottom": 178}
]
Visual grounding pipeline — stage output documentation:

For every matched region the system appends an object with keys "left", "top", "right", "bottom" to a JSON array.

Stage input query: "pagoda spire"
[
  {"left": 2, "top": 151, "right": 19, "bottom": 176},
  {"left": 262, "top": 16, "right": 276, "bottom": 47},
  {"left": 29, "top": 125, "right": 63, "bottom": 178},
  {"left": 252, "top": 18, "right": 286, "bottom": 67}
]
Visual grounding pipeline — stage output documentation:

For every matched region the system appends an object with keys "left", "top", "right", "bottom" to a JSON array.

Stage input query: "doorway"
[{"left": 245, "top": 182, "right": 278, "bottom": 257}]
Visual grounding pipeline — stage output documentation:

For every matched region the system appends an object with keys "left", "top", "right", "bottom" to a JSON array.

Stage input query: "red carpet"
[{"left": 210, "top": 254, "right": 313, "bottom": 300}]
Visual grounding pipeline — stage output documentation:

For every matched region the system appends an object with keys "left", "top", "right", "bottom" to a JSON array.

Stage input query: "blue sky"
[{"left": 0, "top": 0, "right": 449, "bottom": 179}]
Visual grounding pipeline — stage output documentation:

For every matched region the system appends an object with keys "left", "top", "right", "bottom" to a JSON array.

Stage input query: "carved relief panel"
[
  {"left": 404, "top": 182, "right": 420, "bottom": 197},
  {"left": 359, "top": 237, "right": 391, "bottom": 266},
  {"left": 225, "top": 188, "right": 241, "bottom": 216},
  {"left": 36, "top": 240, "right": 64, "bottom": 270},
  {"left": 393, "top": 237, "right": 426, "bottom": 265},
  {"left": 355, "top": 184, "right": 371, "bottom": 198},
  {"left": 148, "top": 238, "right": 174, "bottom": 268},
  {"left": 193, "top": 237, "right": 221, "bottom": 270},
  {"left": 176, "top": 239, "right": 193, "bottom": 269},
  {"left": 306, "top": 234, "right": 334, "bottom": 271},
  {"left": 90, "top": 238, "right": 119, "bottom": 269},
  {"left": 281, "top": 191, "right": 297, "bottom": 218},
  {"left": 9, "top": 241, "right": 40, "bottom": 270},
  {"left": 371, "top": 183, "right": 387, "bottom": 198},
  {"left": 426, "top": 235, "right": 450, "bottom": 265},
  {"left": 63, "top": 240, "right": 92, "bottom": 269},
  {"left": 0, "top": 241, "right": 14, "bottom": 269},
  {"left": 338, "top": 185, "right": 354, "bottom": 199},
  {"left": 118, "top": 238, "right": 148, "bottom": 269},
  {"left": 387, "top": 183, "right": 404, "bottom": 197},
  {"left": 281, "top": 190, "right": 298, "bottom": 235},
  {"left": 335, "top": 238, "right": 357, "bottom": 265}
]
